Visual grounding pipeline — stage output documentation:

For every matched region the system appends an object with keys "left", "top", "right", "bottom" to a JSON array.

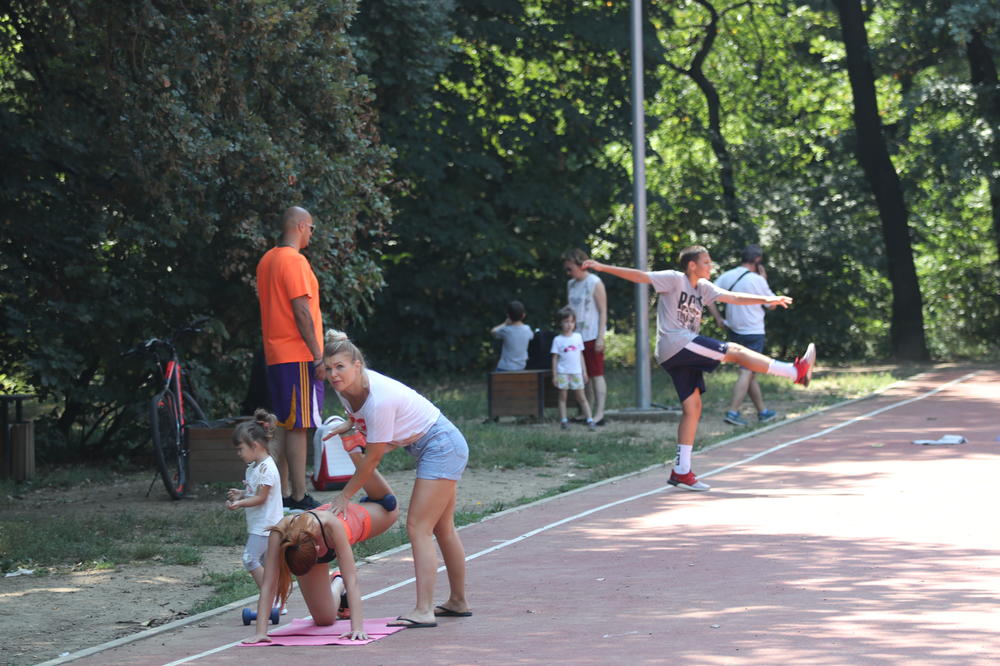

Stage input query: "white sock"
[
  {"left": 674, "top": 445, "right": 693, "bottom": 474},
  {"left": 766, "top": 360, "right": 797, "bottom": 380}
]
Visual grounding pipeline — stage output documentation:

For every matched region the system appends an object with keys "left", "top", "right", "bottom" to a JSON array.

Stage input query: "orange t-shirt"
[{"left": 256, "top": 247, "right": 323, "bottom": 365}]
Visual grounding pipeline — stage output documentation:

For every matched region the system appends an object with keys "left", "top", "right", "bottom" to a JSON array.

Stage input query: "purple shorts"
[
  {"left": 659, "top": 335, "right": 729, "bottom": 403},
  {"left": 266, "top": 361, "right": 324, "bottom": 430}
]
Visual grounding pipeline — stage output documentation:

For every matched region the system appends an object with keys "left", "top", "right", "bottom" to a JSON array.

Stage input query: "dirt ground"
[{"left": 0, "top": 412, "right": 757, "bottom": 665}]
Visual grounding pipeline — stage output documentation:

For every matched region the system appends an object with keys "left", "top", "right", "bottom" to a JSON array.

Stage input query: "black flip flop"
[
  {"left": 388, "top": 616, "right": 437, "bottom": 629},
  {"left": 434, "top": 605, "right": 473, "bottom": 617}
]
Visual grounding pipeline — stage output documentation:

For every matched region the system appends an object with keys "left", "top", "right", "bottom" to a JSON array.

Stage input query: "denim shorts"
[
  {"left": 404, "top": 414, "right": 469, "bottom": 481},
  {"left": 727, "top": 331, "right": 765, "bottom": 354}
]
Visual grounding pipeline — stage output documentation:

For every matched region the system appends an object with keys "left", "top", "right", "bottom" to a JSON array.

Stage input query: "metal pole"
[{"left": 631, "top": 0, "right": 652, "bottom": 409}]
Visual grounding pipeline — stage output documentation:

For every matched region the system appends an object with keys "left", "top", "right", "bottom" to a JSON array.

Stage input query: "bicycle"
[{"left": 129, "top": 323, "right": 210, "bottom": 499}]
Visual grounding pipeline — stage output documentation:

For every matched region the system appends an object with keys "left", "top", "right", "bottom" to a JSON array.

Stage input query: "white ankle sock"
[
  {"left": 766, "top": 360, "right": 797, "bottom": 380},
  {"left": 674, "top": 445, "right": 693, "bottom": 474}
]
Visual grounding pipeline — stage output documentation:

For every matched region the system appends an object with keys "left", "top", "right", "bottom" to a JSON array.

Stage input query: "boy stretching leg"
[{"left": 582, "top": 246, "right": 815, "bottom": 491}]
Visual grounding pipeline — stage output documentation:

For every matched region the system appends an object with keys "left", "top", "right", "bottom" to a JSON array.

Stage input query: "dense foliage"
[
  {"left": 349, "top": 0, "right": 650, "bottom": 370},
  {"left": 0, "top": 1, "right": 391, "bottom": 457},
  {"left": 351, "top": 0, "right": 997, "bottom": 374},
  {"left": 1, "top": 0, "right": 997, "bottom": 459}
]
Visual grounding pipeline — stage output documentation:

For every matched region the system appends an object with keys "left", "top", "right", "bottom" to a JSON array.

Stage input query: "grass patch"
[
  {"left": 0, "top": 466, "right": 125, "bottom": 508},
  {"left": 0, "top": 509, "right": 236, "bottom": 572},
  {"left": 164, "top": 545, "right": 203, "bottom": 565},
  {"left": 191, "top": 571, "right": 259, "bottom": 615},
  {"left": 1, "top": 512, "right": 149, "bottom": 569},
  {"left": 184, "top": 509, "right": 247, "bottom": 547}
]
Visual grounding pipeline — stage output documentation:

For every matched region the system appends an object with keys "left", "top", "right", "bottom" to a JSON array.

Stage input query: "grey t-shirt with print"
[{"left": 648, "top": 270, "right": 724, "bottom": 363}]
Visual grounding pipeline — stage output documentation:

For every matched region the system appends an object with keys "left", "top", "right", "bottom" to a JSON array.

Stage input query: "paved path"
[{"left": 61, "top": 367, "right": 1000, "bottom": 665}]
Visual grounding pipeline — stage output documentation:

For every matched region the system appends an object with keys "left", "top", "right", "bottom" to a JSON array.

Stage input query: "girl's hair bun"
[{"left": 325, "top": 328, "right": 349, "bottom": 345}]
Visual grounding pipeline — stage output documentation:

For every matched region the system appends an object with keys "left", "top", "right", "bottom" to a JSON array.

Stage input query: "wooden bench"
[{"left": 487, "top": 369, "right": 559, "bottom": 420}]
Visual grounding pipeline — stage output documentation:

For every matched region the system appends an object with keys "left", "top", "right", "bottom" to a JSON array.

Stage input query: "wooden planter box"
[
  {"left": 188, "top": 418, "right": 319, "bottom": 485},
  {"left": 487, "top": 369, "right": 559, "bottom": 420},
  {"left": 188, "top": 420, "right": 249, "bottom": 484}
]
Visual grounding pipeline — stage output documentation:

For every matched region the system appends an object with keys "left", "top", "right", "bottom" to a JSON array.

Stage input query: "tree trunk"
[
  {"left": 966, "top": 29, "right": 1000, "bottom": 274},
  {"left": 832, "top": 0, "right": 929, "bottom": 360},
  {"left": 680, "top": 0, "right": 750, "bottom": 243}
]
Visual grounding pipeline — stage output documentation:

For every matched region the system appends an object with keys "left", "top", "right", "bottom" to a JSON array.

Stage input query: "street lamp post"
[{"left": 631, "top": 0, "right": 652, "bottom": 409}]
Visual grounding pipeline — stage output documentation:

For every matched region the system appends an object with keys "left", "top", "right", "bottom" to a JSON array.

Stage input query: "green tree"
[
  {"left": 831, "top": 0, "right": 928, "bottom": 360},
  {"left": 656, "top": 0, "right": 751, "bottom": 242},
  {"left": 352, "top": 0, "right": 654, "bottom": 372},
  {"left": 951, "top": 1, "right": 1000, "bottom": 270},
  {"left": 0, "top": 0, "right": 391, "bottom": 457}
]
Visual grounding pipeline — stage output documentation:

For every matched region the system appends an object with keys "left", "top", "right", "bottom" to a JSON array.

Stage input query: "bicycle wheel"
[{"left": 151, "top": 389, "right": 187, "bottom": 499}]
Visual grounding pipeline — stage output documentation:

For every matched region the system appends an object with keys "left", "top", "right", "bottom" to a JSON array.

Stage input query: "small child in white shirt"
[
  {"left": 226, "top": 409, "right": 285, "bottom": 614},
  {"left": 550, "top": 306, "right": 595, "bottom": 431}
]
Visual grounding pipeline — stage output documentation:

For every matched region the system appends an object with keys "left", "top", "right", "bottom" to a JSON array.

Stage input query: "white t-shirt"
[
  {"left": 567, "top": 273, "right": 602, "bottom": 342},
  {"left": 647, "top": 270, "right": 724, "bottom": 363},
  {"left": 244, "top": 456, "right": 283, "bottom": 536},
  {"left": 714, "top": 267, "right": 774, "bottom": 335},
  {"left": 550, "top": 332, "right": 585, "bottom": 374},
  {"left": 336, "top": 370, "right": 440, "bottom": 447}
]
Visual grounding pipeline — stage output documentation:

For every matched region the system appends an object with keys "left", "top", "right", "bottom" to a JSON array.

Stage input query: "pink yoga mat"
[{"left": 240, "top": 617, "right": 405, "bottom": 647}]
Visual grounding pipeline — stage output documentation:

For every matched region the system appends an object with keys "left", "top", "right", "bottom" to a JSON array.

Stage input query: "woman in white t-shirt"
[{"left": 322, "top": 329, "right": 471, "bottom": 628}]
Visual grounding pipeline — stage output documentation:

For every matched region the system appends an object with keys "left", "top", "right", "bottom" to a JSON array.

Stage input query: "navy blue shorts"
[
  {"left": 660, "top": 336, "right": 729, "bottom": 403},
  {"left": 727, "top": 332, "right": 765, "bottom": 354}
]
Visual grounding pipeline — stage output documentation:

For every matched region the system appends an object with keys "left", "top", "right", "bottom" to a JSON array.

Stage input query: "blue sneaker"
[
  {"left": 758, "top": 409, "right": 778, "bottom": 423},
  {"left": 724, "top": 410, "right": 748, "bottom": 426}
]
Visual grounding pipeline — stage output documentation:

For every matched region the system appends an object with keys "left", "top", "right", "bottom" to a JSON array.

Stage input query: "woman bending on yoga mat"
[
  {"left": 242, "top": 469, "right": 399, "bottom": 643},
  {"left": 322, "top": 329, "right": 472, "bottom": 629}
]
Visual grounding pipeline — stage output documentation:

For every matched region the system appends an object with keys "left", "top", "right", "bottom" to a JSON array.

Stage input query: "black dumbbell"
[{"left": 242, "top": 607, "right": 280, "bottom": 625}]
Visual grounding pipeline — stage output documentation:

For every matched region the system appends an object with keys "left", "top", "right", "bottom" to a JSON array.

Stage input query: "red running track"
[{"left": 58, "top": 367, "right": 1000, "bottom": 665}]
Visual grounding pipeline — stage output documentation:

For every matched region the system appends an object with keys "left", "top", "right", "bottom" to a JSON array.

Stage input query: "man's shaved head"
[{"left": 281, "top": 206, "right": 312, "bottom": 231}]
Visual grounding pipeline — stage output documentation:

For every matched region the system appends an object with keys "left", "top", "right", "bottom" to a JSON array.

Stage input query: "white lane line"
[
  {"left": 702, "top": 370, "right": 979, "bottom": 479},
  {"left": 41, "top": 369, "right": 981, "bottom": 666}
]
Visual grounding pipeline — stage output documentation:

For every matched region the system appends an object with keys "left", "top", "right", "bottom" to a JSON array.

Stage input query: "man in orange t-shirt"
[{"left": 256, "top": 206, "right": 325, "bottom": 511}]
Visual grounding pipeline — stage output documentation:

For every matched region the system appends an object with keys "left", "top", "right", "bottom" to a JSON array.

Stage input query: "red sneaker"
[
  {"left": 793, "top": 343, "right": 816, "bottom": 387},
  {"left": 668, "top": 470, "right": 711, "bottom": 491}
]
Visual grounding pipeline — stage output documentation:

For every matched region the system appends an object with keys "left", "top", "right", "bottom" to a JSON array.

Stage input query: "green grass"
[
  {"left": 191, "top": 571, "right": 259, "bottom": 615},
  {"left": 0, "top": 466, "right": 121, "bottom": 502},
  {"left": 184, "top": 509, "right": 250, "bottom": 547},
  {"left": 0, "top": 508, "right": 241, "bottom": 572}
]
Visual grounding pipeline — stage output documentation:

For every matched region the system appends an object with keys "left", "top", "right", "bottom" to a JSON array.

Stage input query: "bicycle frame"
[{"left": 161, "top": 354, "right": 189, "bottom": 427}]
